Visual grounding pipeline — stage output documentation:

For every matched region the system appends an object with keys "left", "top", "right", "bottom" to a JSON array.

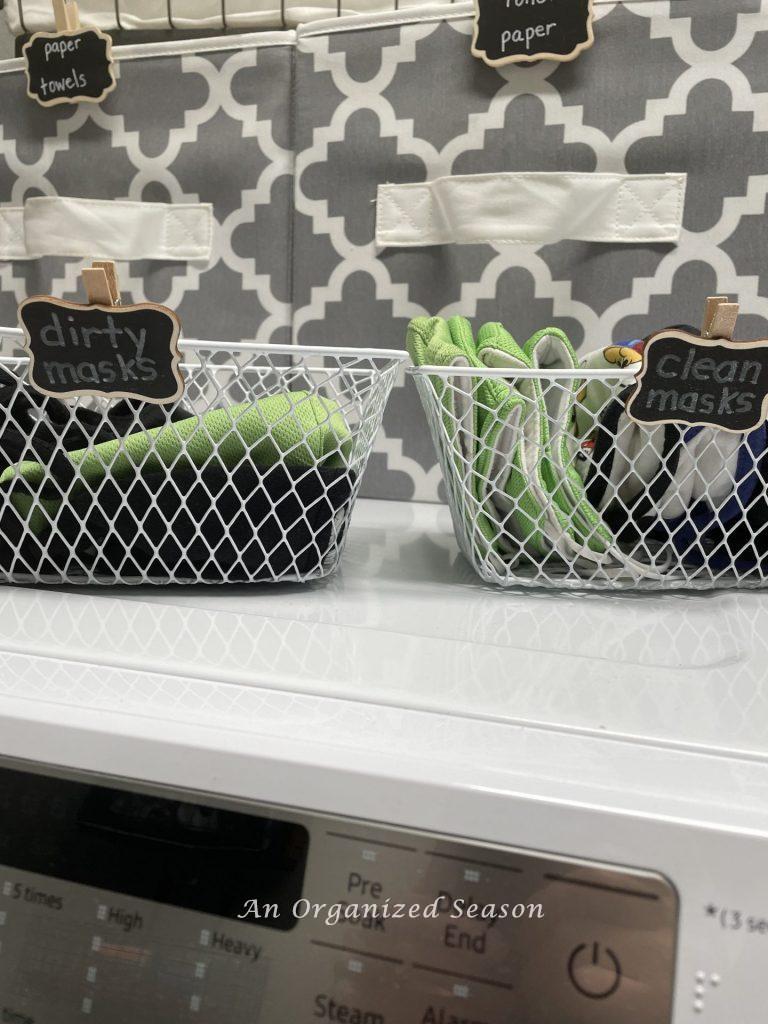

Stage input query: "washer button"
[{"left": 568, "top": 942, "right": 622, "bottom": 1000}]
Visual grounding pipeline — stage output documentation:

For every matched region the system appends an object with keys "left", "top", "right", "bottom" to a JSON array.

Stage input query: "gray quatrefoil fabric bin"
[
  {"left": 0, "top": 33, "right": 295, "bottom": 343},
  {"left": 1, "top": 0, "right": 767, "bottom": 501}
]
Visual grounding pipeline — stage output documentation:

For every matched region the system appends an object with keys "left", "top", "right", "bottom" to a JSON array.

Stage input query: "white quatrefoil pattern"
[{"left": 1, "top": 0, "right": 768, "bottom": 501}]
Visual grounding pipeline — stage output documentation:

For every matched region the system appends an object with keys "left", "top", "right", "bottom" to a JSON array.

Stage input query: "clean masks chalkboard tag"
[
  {"left": 19, "top": 262, "right": 184, "bottom": 405},
  {"left": 23, "top": 0, "right": 116, "bottom": 107},
  {"left": 472, "top": 0, "right": 595, "bottom": 67},
  {"left": 627, "top": 298, "right": 768, "bottom": 435}
]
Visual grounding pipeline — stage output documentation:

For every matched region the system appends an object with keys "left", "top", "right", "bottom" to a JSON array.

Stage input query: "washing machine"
[{"left": 0, "top": 498, "right": 764, "bottom": 1023}]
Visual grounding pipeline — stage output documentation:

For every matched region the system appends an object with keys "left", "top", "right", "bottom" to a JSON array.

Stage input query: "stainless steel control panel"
[{"left": 0, "top": 764, "right": 678, "bottom": 1023}]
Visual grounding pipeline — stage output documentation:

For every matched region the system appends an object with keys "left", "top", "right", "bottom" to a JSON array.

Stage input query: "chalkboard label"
[
  {"left": 627, "top": 329, "right": 768, "bottom": 435},
  {"left": 19, "top": 297, "right": 184, "bottom": 405},
  {"left": 23, "top": 28, "right": 116, "bottom": 107},
  {"left": 472, "top": 0, "right": 594, "bottom": 67}
]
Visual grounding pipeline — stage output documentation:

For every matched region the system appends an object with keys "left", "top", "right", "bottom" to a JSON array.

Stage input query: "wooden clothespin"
[
  {"left": 52, "top": 0, "right": 80, "bottom": 31},
  {"left": 82, "top": 260, "right": 121, "bottom": 306},
  {"left": 701, "top": 295, "right": 739, "bottom": 342}
]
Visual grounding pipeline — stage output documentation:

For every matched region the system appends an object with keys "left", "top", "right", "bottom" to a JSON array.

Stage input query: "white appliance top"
[{"left": 0, "top": 498, "right": 766, "bottom": 839}]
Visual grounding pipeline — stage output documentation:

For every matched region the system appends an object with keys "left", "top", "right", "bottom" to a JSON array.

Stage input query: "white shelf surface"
[{"left": 0, "top": 498, "right": 766, "bottom": 841}]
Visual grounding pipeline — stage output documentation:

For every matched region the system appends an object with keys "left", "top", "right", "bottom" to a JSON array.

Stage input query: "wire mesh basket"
[
  {"left": 411, "top": 361, "right": 768, "bottom": 591},
  {"left": 0, "top": 332, "right": 404, "bottom": 586}
]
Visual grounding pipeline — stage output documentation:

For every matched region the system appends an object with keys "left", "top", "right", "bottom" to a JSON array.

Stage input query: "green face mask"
[
  {"left": 475, "top": 323, "right": 615, "bottom": 563},
  {"left": 408, "top": 316, "right": 543, "bottom": 567},
  {"left": 1, "top": 392, "right": 351, "bottom": 536},
  {"left": 410, "top": 316, "right": 669, "bottom": 581}
]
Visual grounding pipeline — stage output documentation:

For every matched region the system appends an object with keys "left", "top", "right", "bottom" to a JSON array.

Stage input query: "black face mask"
[
  {"left": 0, "top": 365, "right": 191, "bottom": 473},
  {"left": 0, "top": 459, "right": 354, "bottom": 583}
]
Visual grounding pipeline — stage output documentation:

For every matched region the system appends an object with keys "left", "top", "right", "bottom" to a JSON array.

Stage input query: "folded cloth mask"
[
  {"left": 0, "top": 391, "right": 354, "bottom": 581},
  {"left": 407, "top": 316, "right": 537, "bottom": 568},
  {"left": 475, "top": 325, "right": 666, "bottom": 578},
  {"left": 409, "top": 317, "right": 663, "bottom": 578}
]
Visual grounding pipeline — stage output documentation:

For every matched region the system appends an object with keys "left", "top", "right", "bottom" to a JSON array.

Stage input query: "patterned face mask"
[{"left": 575, "top": 337, "right": 768, "bottom": 571}]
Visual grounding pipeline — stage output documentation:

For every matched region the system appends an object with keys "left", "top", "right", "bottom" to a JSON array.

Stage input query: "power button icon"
[{"left": 568, "top": 942, "right": 622, "bottom": 999}]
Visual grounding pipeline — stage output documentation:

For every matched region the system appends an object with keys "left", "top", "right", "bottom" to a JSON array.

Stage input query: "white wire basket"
[
  {"left": 0, "top": 331, "right": 404, "bottom": 586},
  {"left": 410, "top": 362, "right": 768, "bottom": 591}
]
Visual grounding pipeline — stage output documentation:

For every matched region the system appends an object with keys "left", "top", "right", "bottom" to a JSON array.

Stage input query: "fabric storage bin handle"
[
  {"left": 376, "top": 171, "right": 687, "bottom": 248},
  {"left": 0, "top": 196, "right": 214, "bottom": 261}
]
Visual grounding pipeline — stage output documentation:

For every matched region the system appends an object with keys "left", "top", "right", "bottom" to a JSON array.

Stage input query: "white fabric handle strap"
[
  {"left": 376, "top": 171, "right": 687, "bottom": 248},
  {"left": 0, "top": 207, "right": 26, "bottom": 260},
  {"left": 0, "top": 196, "right": 214, "bottom": 262}
]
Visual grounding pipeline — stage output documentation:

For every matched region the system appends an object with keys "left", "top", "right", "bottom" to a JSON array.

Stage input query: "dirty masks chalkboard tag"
[
  {"left": 627, "top": 299, "right": 768, "bottom": 435},
  {"left": 472, "top": 0, "right": 595, "bottom": 67},
  {"left": 23, "top": 0, "right": 116, "bottom": 107},
  {"left": 19, "top": 262, "right": 184, "bottom": 405}
]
